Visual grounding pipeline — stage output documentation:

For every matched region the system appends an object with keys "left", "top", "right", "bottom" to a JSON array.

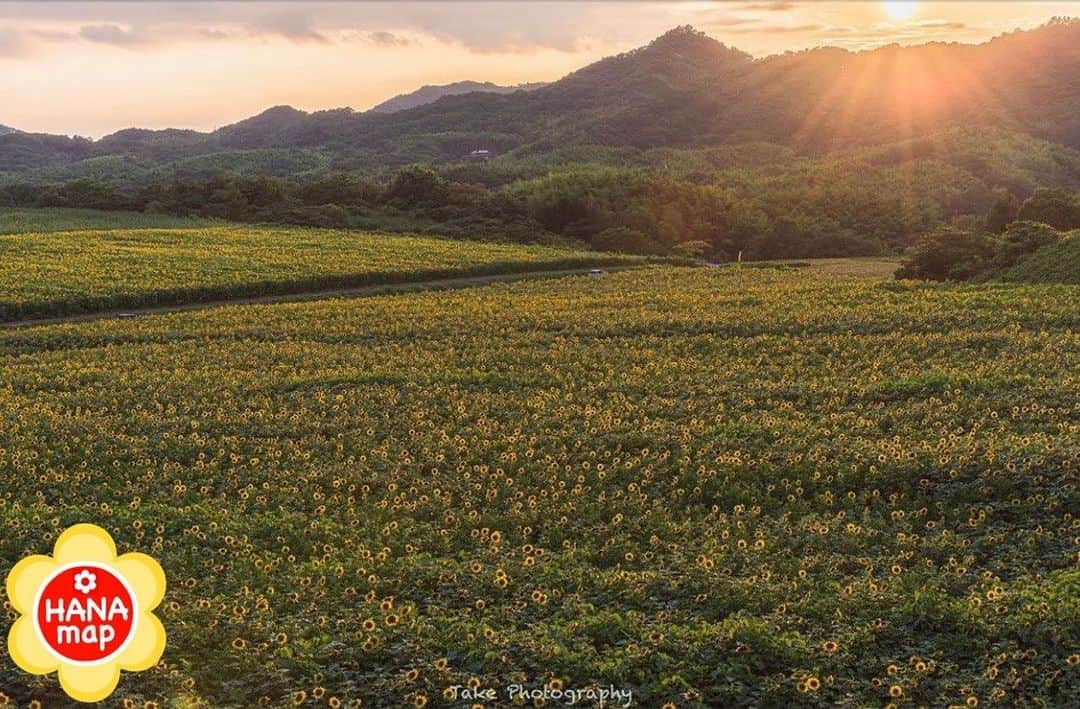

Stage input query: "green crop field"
[
  {"left": 0, "top": 214, "right": 635, "bottom": 321},
  {"left": 0, "top": 264, "right": 1076, "bottom": 707}
]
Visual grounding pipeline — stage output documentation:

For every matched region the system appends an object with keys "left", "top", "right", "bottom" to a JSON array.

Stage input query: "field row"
[
  {"left": 0, "top": 266, "right": 1076, "bottom": 706},
  {"left": 0, "top": 218, "right": 638, "bottom": 321}
]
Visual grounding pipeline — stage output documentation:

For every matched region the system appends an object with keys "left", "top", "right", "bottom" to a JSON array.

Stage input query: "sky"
[{"left": 1, "top": 1, "right": 1075, "bottom": 138}]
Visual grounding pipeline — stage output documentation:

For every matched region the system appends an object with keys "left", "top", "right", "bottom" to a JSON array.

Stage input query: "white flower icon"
[{"left": 73, "top": 570, "right": 97, "bottom": 595}]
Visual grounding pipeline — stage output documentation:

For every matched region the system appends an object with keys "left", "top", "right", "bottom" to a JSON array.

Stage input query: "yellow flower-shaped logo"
[{"left": 6, "top": 524, "right": 166, "bottom": 703}]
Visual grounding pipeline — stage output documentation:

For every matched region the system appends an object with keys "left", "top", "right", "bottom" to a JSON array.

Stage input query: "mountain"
[
  {"left": 1, "top": 21, "right": 1078, "bottom": 181},
  {"left": 0, "top": 125, "right": 16, "bottom": 136},
  {"left": 370, "top": 81, "right": 547, "bottom": 114},
  {"left": 213, "top": 105, "right": 312, "bottom": 149}
]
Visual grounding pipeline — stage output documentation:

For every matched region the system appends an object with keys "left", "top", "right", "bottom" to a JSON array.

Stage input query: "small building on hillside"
[{"left": 467, "top": 149, "right": 494, "bottom": 160}]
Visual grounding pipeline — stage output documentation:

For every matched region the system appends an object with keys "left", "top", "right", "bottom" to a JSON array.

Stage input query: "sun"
[{"left": 883, "top": 1, "right": 919, "bottom": 21}]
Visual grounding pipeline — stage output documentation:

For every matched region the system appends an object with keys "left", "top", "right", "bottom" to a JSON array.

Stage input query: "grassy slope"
[
  {"left": 1000, "top": 231, "right": 1080, "bottom": 284},
  {"left": 0, "top": 215, "right": 633, "bottom": 320},
  {"left": 0, "top": 265, "right": 1075, "bottom": 706}
]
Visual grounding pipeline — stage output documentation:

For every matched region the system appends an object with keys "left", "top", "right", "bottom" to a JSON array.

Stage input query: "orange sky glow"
[{"left": 1, "top": 1, "right": 1075, "bottom": 137}]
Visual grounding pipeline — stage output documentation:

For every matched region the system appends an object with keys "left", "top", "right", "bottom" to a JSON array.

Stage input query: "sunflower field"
[
  {"left": 0, "top": 208, "right": 217, "bottom": 236},
  {"left": 0, "top": 264, "right": 1077, "bottom": 707},
  {"left": 0, "top": 221, "right": 634, "bottom": 321}
]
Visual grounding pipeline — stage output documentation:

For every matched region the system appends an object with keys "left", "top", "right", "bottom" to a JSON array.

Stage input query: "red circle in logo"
[{"left": 34, "top": 564, "right": 137, "bottom": 663}]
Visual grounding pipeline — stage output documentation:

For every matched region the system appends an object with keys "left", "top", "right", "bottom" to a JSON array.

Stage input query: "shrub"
[
  {"left": 984, "top": 188, "right": 1020, "bottom": 233},
  {"left": 1016, "top": 188, "right": 1080, "bottom": 230},
  {"left": 895, "top": 228, "right": 999, "bottom": 281},
  {"left": 592, "top": 226, "right": 663, "bottom": 255},
  {"left": 383, "top": 165, "right": 448, "bottom": 206},
  {"left": 671, "top": 239, "right": 710, "bottom": 259},
  {"left": 990, "top": 221, "right": 1061, "bottom": 270},
  {"left": 999, "top": 230, "right": 1080, "bottom": 283}
]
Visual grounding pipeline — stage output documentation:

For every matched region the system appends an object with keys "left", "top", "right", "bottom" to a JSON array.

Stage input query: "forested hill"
[
  {"left": 1, "top": 20, "right": 1078, "bottom": 179},
  {"left": 370, "top": 81, "right": 548, "bottom": 114}
]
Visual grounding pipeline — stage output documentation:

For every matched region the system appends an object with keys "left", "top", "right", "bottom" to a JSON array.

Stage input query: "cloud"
[
  {"left": 728, "top": 23, "right": 823, "bottom": 34},
  {"left": 199, "top": 28, "right": 231, "bottom": 41},
  {"left": 248, "top": 13, "right": 329, "bottom": 44},
  {"left": 916, "top": 20, "right": 968, "bottom": 30},
  {"left": 739, "top": 2, "right": 797, "bottom": 12},
  {"left": 367, "top": 31, "right": 412, "bottom": 48},
  {"left": 843, "top": 20, "right": 974, "bottom": 40},
  {"left": 28, "top": 28, "right": 77, "bottom": 42},
  {"left": 0, "top": 1, "right": 989, "bottom": 62},
  {"left": 0, "top": 27, "right": 32, "bottom": 57},
  {"left": 391, "top": 6, "right": 589, "bottom": 53},
  {"left": 0, "top": 3, "right": 619, "bottom": 55},
  {"left": 0, "top": 27, "right": 28, "bottom": 56},
  {"left": 79, "top": 24, "right": 155, "bottom": 47},
  {"left": 701, "top": 16, "right": 760, "bottom": 29},
  {"left": 818, "top": 19, "right": 978, "bottom": 49}
]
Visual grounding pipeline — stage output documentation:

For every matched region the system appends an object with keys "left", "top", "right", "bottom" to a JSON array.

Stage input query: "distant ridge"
[
  {"left": 1, "top": 20, "right": 1078, "bottom": 176},
  {"left": 0, "top": 124, "right": 17, "bottom": 136},
  {"left": 370, "top": 80, "right": 548, "bottom": 114}
]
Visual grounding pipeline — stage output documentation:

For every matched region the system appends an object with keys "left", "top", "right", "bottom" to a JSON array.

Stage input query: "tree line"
[
  {"left": 2, "top": 168, "right": 1077, "bottom": 263},
  {"left": 896, "top": 188, "right": 1080, "bottom": 280}
]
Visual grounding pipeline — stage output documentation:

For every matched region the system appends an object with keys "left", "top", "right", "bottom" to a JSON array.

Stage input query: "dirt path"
[{"left": 1, "top": 266, "right": 635, "bottom": 330}]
